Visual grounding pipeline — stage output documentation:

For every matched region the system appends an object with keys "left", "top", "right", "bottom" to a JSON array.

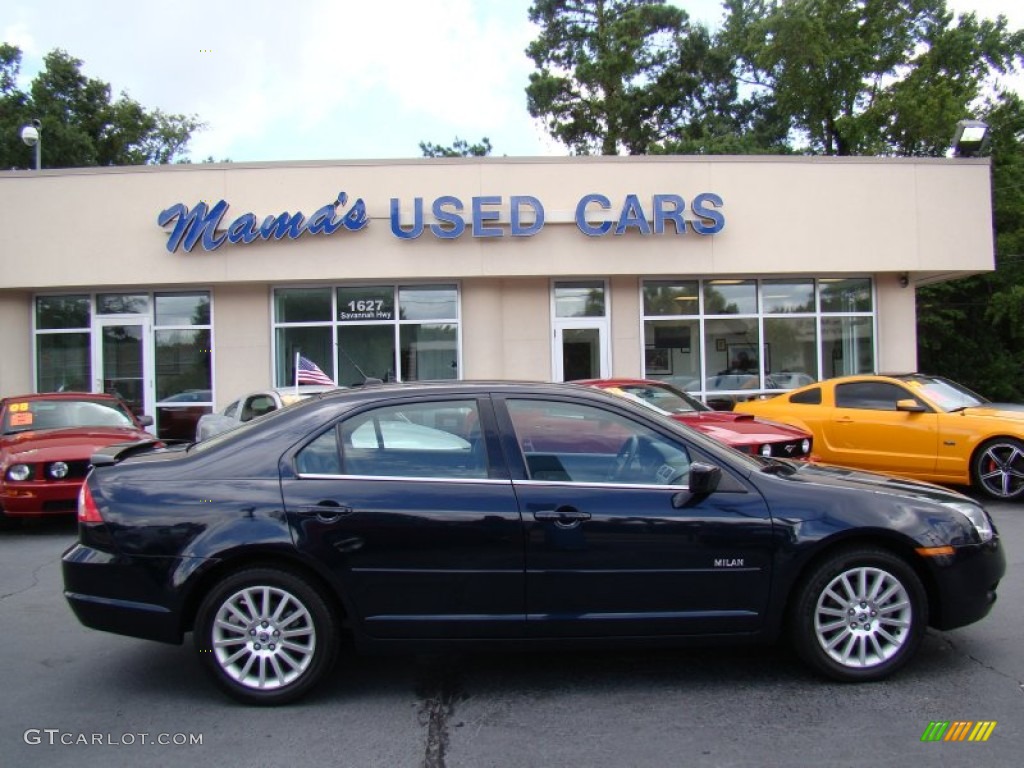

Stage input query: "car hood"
[
  {"left": 959, "top": 404, "right": 1024, "bottom": 419},
  {"left": 674, "top": 411, "right": 808, "bottom": 443},
  {"left": 782, "top": 460, "right": 970, "bottom": 504},
  {"left": 1, "top": 428, "right": 154, "bottom": 462}
]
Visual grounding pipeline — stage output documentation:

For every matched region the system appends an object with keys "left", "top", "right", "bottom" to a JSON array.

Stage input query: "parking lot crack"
[
  {"left": 415, "top": 655, "right": 466, "bottom": 768},
  {"left": 938, "top": 632, "right": 1024, "bottom": 692},
  {"left": 0, "top": 555, "right": 57, "bottom": 602}
]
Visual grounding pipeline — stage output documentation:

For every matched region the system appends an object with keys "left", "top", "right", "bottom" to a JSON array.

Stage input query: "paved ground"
[{"left": 1, "top": 495, "right": 1020, "bottom": 768}]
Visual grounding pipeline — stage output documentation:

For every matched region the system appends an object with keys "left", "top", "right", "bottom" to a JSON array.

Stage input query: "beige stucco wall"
[{"left": 0, "top": 292, "right": 31, "bottom": 396}]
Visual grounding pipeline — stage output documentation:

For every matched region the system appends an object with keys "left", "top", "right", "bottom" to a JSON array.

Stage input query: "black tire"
[
  {"left": 194, "top": 567, "right": 339, "bottom": 705},
  {"left": 971, "top": 438, "right": 1024, "bottom": 501},
  {"left": 790, "top": 548, "right": 927, "bottom": 682}
]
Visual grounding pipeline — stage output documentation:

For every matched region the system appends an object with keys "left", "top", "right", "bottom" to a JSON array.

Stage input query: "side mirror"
[
  {"left": 136, "top": 414, "right": 154, "bottom": 427},
  {"left": 895, "top": 399, "right": 926, "bottom": 413},
  {"left": 672, "top": 462, "right": 722, "bottom": 507}
]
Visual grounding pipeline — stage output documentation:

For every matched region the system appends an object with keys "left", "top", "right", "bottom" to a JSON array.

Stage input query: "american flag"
[{"left": 296, "top": 355, "right": 335, "bottom": 386}]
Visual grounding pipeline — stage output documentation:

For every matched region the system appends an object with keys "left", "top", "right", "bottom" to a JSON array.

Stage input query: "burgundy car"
[
  {"left": 578, "top": 378, "right": 813, "bottom": 459},
  {"left": 1, "top": 392, "right": 156, "bottom": 524}
]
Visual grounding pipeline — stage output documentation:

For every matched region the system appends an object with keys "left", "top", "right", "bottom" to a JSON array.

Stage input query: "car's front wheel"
[
  {"left": 194, "top": 567, "right": 339, "bottom": 705},
  {"left": 790, "top": 548, "right": 926, "bottom": 682},
  {"left": 972, "top": 438, "right": 1024, "bottom": 501}
]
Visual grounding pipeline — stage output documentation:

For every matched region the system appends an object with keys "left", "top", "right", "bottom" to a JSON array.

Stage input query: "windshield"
[
  {"left": 2, "top": 398, "right": 136, "bottom": 434},
  {"left": 901, "top": 375, "right": 988, "bottom": 412},
  {"left": 615, "top": 382, "right": 707, "bottom": 414}
]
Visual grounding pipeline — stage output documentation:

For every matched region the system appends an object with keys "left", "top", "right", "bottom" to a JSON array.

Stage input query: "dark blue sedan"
[{"left": 62, "top": 382, "right": 1005, "bottom": 705}]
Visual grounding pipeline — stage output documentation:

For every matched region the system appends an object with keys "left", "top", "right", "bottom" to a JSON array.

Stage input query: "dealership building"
[{"left": 0, "top": 155, "right": 994, "bottom": 437}]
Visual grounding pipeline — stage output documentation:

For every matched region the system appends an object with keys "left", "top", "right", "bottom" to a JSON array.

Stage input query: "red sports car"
[
  {"left": 577, "top": 378, "right": 813, "bottom": 459},
  {"left": 1, "top": 392, "right": 157, "bottom": 524}
]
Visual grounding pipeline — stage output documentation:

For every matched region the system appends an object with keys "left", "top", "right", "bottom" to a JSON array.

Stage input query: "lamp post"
[{"left": 20, "top": 119, "right": 41, "bottom": 170}]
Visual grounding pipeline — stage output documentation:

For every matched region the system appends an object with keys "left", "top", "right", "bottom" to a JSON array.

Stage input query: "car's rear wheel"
[
  {"left": 790, "top": 548, "right": 926, "bottom": 681},
  {"left": 194, "top": 567, "right": 339, "bottom": 705},
  {"left": 972, "top": 438, "right": 1024, "bottom": 500}
]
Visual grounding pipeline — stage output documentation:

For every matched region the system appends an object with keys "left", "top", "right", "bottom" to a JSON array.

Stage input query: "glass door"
[
  {"left": 93, "top": 318, "right": 153, "bottom": 422},
  {"left": 553, "top": 323, "right": 608, "bottom": 381},
  {"left": 551, "top": 280, "right": 609, "bottom": 382}
]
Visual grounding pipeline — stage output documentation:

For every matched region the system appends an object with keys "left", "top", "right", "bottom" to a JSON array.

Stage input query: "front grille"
[{"left": 770, "top": 440, "right": 809, "bottom": 458}]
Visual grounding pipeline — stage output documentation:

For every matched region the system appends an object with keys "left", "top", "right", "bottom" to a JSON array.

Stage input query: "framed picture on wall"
[
  {"left": 726, "top": 342, "right": 759, "bottom": 373},
  {"left": 715, "top": 338, "right": 727, "bottom": 352},
  {"left": 645, "top": 346, "right": 672, "bottom": 375}
]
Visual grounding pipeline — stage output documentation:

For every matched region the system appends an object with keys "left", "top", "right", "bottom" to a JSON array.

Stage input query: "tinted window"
[
  {"left": 835, "top": 382, "right": 915, "bottom": 410},
  {"left": 339, "top": 400, "right": 486, "bottom": 479},
  {"left": 790, "top": 387, "right": 822, "bottom": 405},
  {"left": 296, "top": 429, "right": 342, "bottom": 475},
  {"left": 506, "top": 399, "right": 690, "bottom": 486}
]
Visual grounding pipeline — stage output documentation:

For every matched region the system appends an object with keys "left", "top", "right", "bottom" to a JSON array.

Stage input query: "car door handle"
[
  {"left": 533, "top": 507, "right": 591, "bottom": 528},
  {"left": 296, "top": 503, "right": 352, "bottom": 523}
]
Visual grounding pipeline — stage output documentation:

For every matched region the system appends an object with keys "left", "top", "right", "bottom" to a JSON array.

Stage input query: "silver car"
[{"left": 195, "top": 386, "right": 336, "bottom": 441}]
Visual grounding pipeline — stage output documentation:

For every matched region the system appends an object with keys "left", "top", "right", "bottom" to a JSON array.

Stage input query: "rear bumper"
[
  {"left": 62, "top": 543, "right": 191, "bottom": 644},
  {"left": 928, "top": 539, "right": 1006, "bottom": 631}
]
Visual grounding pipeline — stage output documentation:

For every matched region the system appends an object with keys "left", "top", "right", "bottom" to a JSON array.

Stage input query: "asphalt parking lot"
[{"left": 1, "top": 494, "right": 1020, "bottom": 768}]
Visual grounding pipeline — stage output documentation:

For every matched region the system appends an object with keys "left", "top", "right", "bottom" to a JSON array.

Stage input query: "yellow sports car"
[{"left": 734, "top": 374, "right": 1024, "bottom": 500}]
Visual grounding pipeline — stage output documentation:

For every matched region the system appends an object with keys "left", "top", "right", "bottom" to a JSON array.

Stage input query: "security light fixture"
[
  {"left": 20, "top": 119, "right": 42, "bottom": 170},
  {"left": 951, "top": 119, "right": 990, "bottom": 158}
]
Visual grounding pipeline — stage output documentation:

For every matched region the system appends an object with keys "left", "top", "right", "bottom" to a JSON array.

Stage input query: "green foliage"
[
  {"left": 419, "top": 137, "right": 493, "bottom": 157},
  {"left": 0, "top": 45, "right": 204, "bottom": 169}
]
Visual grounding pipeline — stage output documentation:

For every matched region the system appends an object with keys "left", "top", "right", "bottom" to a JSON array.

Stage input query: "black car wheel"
[
  {"left": 195, "top": 567, "right": 339, "bottom": 705},
  {"left": 972, "top": 438, "right": 1024, "bottom": 501},
  {"left": 790, "top": 548, "right": 926, "bottom": 682}
]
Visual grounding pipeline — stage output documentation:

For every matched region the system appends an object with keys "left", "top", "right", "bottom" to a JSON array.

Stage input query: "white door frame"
[{"left": 92, "top": 316, "right": 155, "bottom": 423}]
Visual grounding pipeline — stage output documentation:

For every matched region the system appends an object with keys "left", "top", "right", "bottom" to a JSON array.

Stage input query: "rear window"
[{"left": 789, "top": 387, "right": 822, "bottom": 405}]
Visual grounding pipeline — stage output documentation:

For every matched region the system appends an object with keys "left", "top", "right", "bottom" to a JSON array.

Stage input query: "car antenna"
[{"left": 336, "top": 343, "right": 384, "bottom": 387}]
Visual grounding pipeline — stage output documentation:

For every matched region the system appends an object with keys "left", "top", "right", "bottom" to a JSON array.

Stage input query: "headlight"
[
  {"left": 49, "top": 461, "right": 69, "bottom": 479},
  {"left": 946, "top": 502, "right": 994, "bottom": 543},
  {"left": 759, "top": 444, "right": 773, "bottom": 457},
  {"left": 7, "top": 464, "right": 32, "bottom": 482},
  {"left": 801, "top": 438, "right": 811, "bottom": 454}
]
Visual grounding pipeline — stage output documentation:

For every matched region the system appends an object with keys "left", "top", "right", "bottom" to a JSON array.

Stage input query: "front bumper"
[
  {"left": 927, "top": 539, "right": 1006, "bottom": 631},
  {"left": 62, "top": 542, "right": 190, "bottom": 644},
  {"left": 2, "top": 480, "right": 81, "bottom": 515}
]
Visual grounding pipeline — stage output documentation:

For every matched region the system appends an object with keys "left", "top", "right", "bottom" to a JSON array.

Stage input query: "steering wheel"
[{"left": 611, "top": 435, "right": 640, "bottom": 480}]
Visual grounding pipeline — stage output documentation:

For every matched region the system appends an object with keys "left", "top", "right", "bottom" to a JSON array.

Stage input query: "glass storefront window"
[
  {"left": 762, "top": 280, "right": 815, "bottom": 314},
  {"left": 764, "top": 317, "right": 817, "bottom": 388},
  {"left": 555, "top": 281, "right": 605, "bottom": 318},
  {"left": 36, "top": 333, "right": 90, "bottom": 392},
  {"left": 337, "top": 286, "right": 395, "bottom": 321},
  {"left": 643, "top": 320, "right": 700, "bottom": 390},
  {"left": 643, "top": 281, "right": 699, "bottom": 316},
  {"left": 274, "top": 287, "right": 331, "bottom": 323},
  {"left": 399, "top": 285, "right": 458, "bottom": 321},
  {"left": 155, "top": 329, "right": 211, "bottom": 401},
  {"left": 642, "top": 277, "right": 876, "bottom": 404},
  {"left": 275, "top": 326, "right": 335, "bottom": 387},
  {"left": 36, "top": 295, "right": 89, "bottom": 330},
  {"left": 274, "top": 284, "right": 461, "bottom": 386},
  {"left": 704, "top": 280, "right": 757, "bottom": 315},
  {"left": 822, "top": 317, "right": 875, "bottom": 377},
  {"left": 155, "top": 292, "right": 211, "bottom": 326},
  {"left": 820, "top": 278, "right": 872, "bottom": 313},
  {"left": 98, "top": 294, "right": 149, "bottom": 315},
  {"left": 338, "top": 325, "right": 395, "bottom": 384},
  {"left": 400, "top": 323, "right": 458, "bottom": 381}
]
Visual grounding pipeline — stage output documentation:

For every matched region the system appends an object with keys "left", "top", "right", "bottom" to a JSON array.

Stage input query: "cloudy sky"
[{"left": 2, "top": 0, "right": 1021, "bottom": 162}]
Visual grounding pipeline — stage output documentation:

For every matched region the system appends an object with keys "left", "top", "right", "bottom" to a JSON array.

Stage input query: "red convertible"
[
  {"left": 1, "top": 392, "right": 156, "bottom": 525},
  {"left": 577, "top": 378, "right": 813, "bottom": 460}
]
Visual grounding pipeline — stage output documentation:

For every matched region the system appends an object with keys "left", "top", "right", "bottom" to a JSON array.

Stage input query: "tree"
[
  {"left": 917, "top": 92, "right": 1024, "bottom": 399},
  {"left": 419, "top": 136, "right": 493, "bottom": 157},
  {"left": 0, "top": 45, "right": 203, "bottom": 169},
  {"left": 721, "top": 0, "right": 1024, "bottom": 155},
  {"left": 525, "top": 0, "right": 790, "bottom": 155}
]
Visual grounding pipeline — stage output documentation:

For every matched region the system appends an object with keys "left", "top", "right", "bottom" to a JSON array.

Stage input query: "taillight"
[{"left": 78, "top": 483, "right": 104, "bottom": 523}]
